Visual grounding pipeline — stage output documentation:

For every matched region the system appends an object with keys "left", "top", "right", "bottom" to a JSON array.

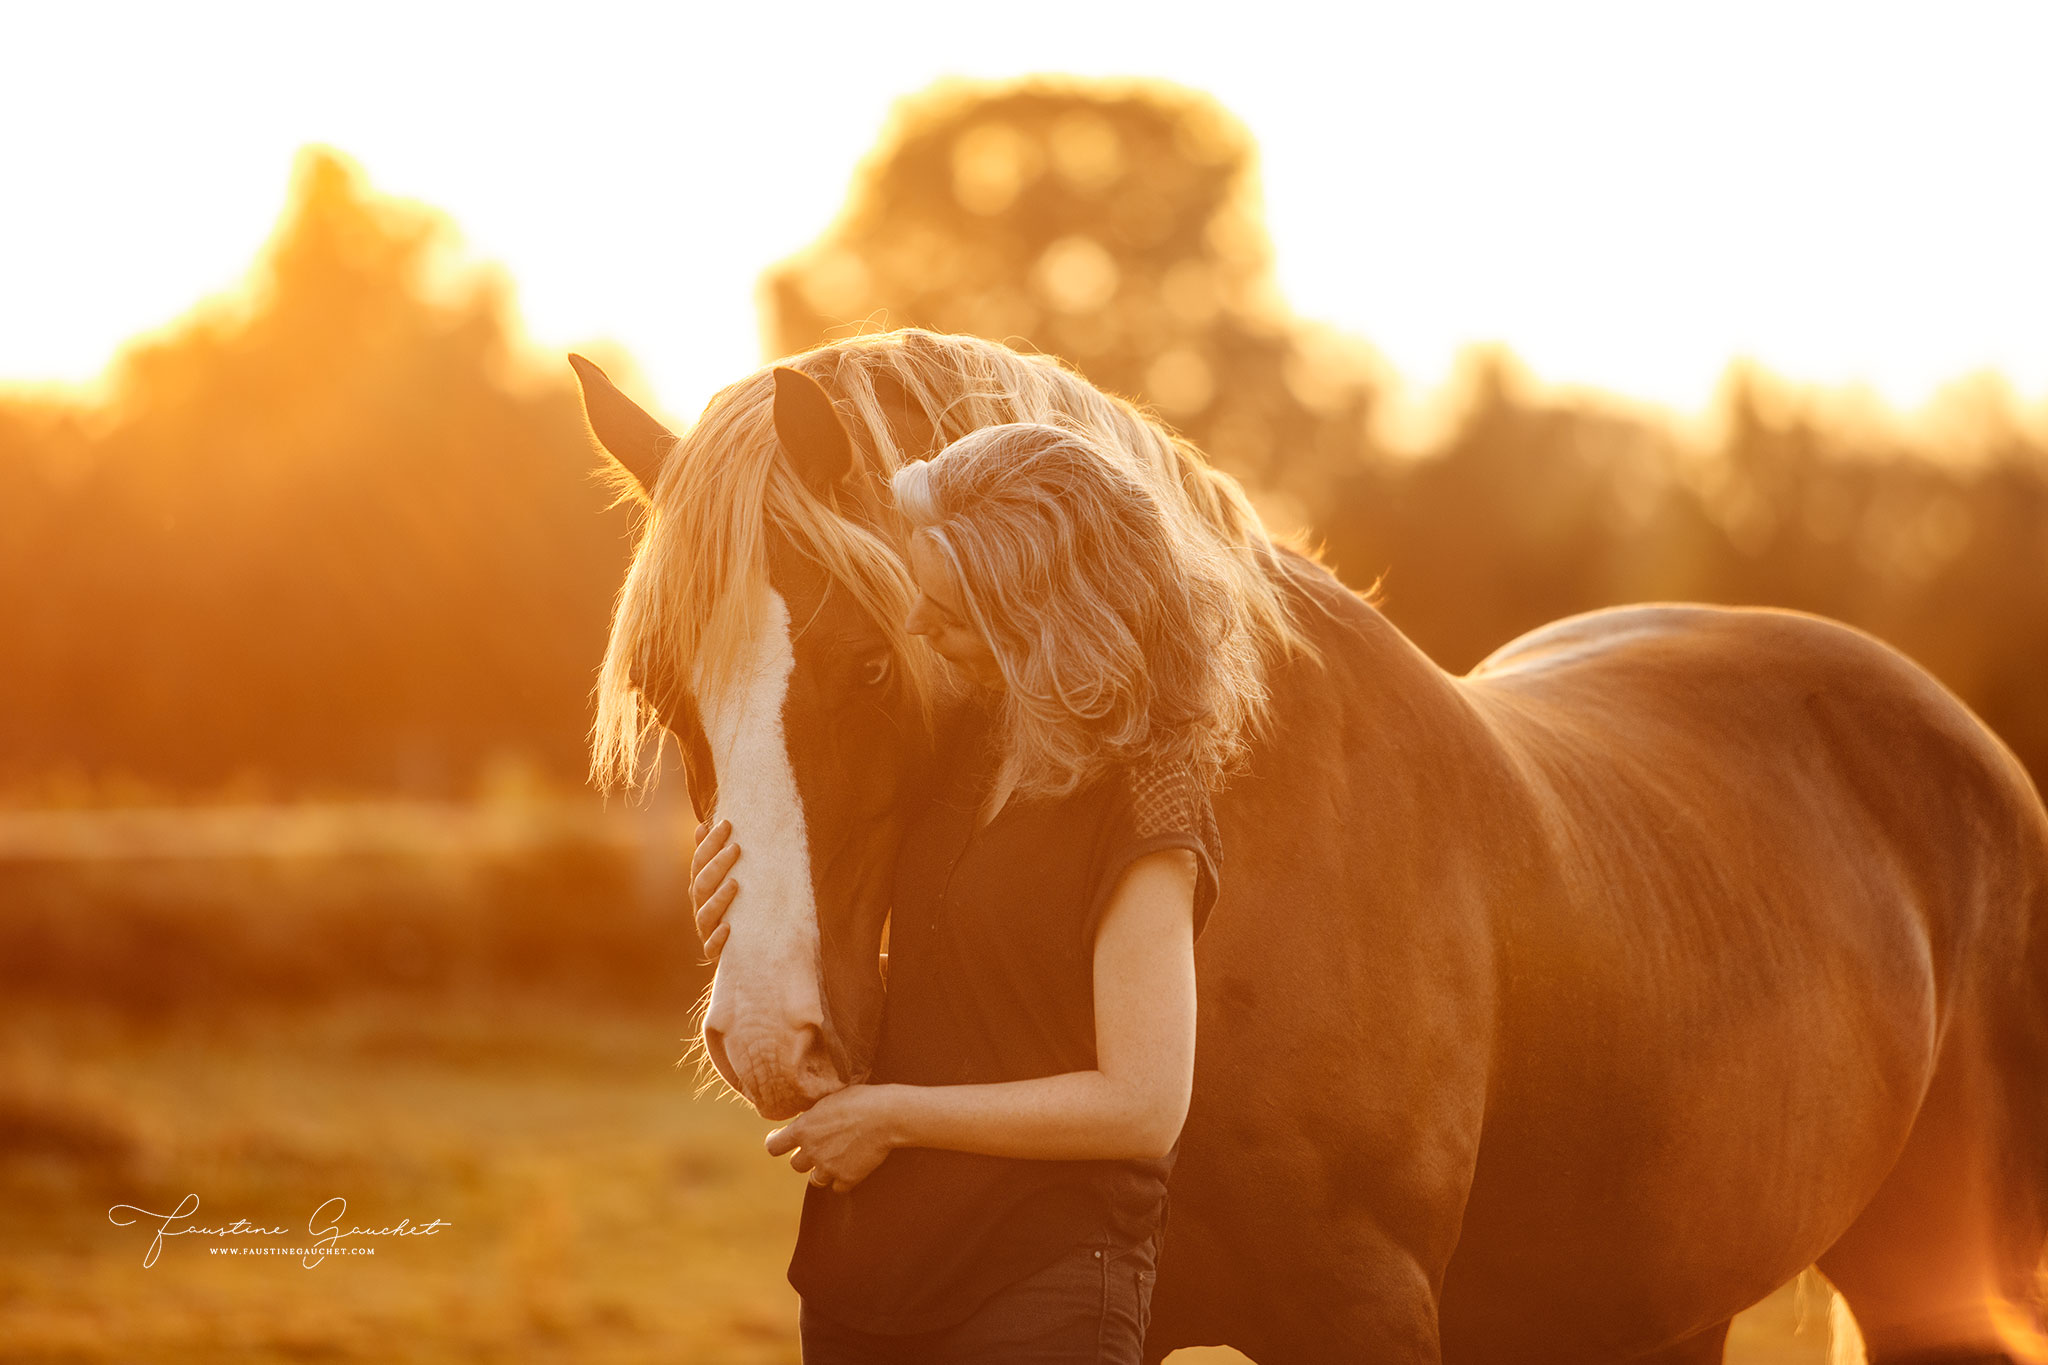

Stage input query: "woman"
[{"left": 690, "top": 421, "right": 1256, "bottom": 1363}]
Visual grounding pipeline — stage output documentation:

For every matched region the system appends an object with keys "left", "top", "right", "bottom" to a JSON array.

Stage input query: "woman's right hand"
[{"left": 691, "top": 817, "right": 741, "bottom": 964}]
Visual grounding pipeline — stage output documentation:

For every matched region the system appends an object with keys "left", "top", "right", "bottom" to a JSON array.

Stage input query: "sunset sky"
[{"left": 5, "top": 0, "right": 2044, "bottom": 425}]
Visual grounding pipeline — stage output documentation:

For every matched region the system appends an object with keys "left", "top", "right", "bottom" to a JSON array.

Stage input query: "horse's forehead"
[
  {"left": 692, "top": 583, "right": 796, "bottom": 707},
  {"left": 764, "top": 533, "right": 833, "bottom": 620},
  {"left": 765, "top": 528, "right": 894, "bottom": 662},
  {"left": 682, "top": 518, "right": 883, "bottom": 724}
]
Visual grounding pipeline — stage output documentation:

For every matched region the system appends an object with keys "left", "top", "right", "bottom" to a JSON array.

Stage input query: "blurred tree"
[
  {"left": 2, "top": 96, "right": 2043, "bottom": 805},
  {"left": 1314, "top": 359, "right": 2048, "bottom": 784},
  {"left": 0, "top": 149, "right": 633, "bottom": 798},
  {"left": 762, "top": 78, "right": 1383, "bottom": 508},
  {"left": 763, "top": 77, "right": 2048, "bottom": 792}
]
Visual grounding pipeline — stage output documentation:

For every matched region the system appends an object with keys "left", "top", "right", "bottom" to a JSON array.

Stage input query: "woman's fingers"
[
  {"left": 701, "top": 913, "right": 732, "bottom": 964},
  {"left": 688, "top": 817, "right": 741, "bottom": 961},
  {"left": 763, "top": 1125, "right": 824, "bottom": 1180},
  {"left": 762, "top": 1125, "right": 852, "bottom": 1191},
  {"left": 690, "top": 818, "right": 733, "bottom": 881},
  {"left": 700, "top": 879, "right": 741, "bottom": 957},
  {"left": 691, "top": 841, "right": 741, "bottom": 913}
]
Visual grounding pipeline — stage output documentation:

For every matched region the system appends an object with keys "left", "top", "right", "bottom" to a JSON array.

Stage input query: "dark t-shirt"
[{"left": 784, "top": 726, "right": 1221, "bottom": 1335}]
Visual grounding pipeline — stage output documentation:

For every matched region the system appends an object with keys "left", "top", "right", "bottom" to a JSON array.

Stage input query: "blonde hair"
[
  {"left": 896, "top": 422, "right": 1259, "bottom": 797},
  {"left": 592, "top": 329, "right": 1313, "bottom": 793}
]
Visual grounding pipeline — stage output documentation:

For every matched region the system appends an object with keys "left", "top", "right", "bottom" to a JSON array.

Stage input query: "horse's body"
[
  {"left": 1163, "top": 553, "right": 2048, "bottom": 1363},
  {"left": 568, "top": 331, "right": 2048, "bottom": 1363}
]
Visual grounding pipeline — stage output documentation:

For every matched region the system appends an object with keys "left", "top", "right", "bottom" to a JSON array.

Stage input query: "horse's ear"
[
  {"left": 568, "top": 353, "right": 676, "bottom": 498},
  {"left": 772, "top": 367, "right": 855, "bottom": 494}
]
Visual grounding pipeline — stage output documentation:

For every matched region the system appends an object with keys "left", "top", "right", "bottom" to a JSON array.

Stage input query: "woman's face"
[{"left": 905, "top": 534, "right": 1005, "bottom": 691}]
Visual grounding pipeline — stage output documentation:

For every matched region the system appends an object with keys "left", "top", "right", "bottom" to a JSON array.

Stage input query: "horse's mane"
[{"left": 593, "top": 328, "right": 1316, "bottom": 792}]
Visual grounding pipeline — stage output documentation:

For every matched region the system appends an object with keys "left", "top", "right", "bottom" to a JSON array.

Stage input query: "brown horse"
[{"left": 568, "top": 330, "right": 2048, "bottom": 1364}]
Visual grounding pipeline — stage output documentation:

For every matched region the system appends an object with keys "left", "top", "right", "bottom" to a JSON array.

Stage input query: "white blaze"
[{"left": 695, "top": 585, "right": 822, "bottom": 1031}]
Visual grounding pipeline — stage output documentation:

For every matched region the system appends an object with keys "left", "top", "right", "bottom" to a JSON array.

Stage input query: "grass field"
[
  {"left": 0, "top": 807, "right": 1855, "bottom": 1363},
  {"left": 3, "top": 992, "right": 806, "bottom": 1364}
]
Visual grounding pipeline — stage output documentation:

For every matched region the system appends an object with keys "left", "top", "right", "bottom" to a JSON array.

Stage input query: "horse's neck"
[{"left": 1254, "top": 546, "right": 1469, "bottom": 760}]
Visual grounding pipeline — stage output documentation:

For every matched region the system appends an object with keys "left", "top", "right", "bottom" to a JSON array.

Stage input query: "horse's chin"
[
  {"left": 755, "top": 1061, "right": 854, "bottom": 1120},
  {"left": 756, "top": 1094, "right": 809, "bottom": 1122}
]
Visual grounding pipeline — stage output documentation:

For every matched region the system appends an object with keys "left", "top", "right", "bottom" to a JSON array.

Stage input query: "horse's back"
[
  {"left": 1467, "top": 602, "right": 2039, "bottom": 904},
  {"left": 1463, "top": 600, "right": 2046, "bottom": 1092}
]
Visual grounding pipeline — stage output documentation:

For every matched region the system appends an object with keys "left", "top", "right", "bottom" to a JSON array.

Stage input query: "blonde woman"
[{"left": 691, "top": 421, "right": 1250, "bottom": 1363}]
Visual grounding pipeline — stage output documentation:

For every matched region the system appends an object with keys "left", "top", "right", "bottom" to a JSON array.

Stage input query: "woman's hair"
[{"left": 891, "top": 421, "right": 1263, "bottom": 799}]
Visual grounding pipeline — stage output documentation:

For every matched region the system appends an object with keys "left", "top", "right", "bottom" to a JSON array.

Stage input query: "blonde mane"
[{"left": 592, "top": 329, "right": 1314, "bottom": 792}]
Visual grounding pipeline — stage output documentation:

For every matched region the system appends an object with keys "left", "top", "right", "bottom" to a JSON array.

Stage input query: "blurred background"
[{"left": 3, "top": 3, "right": 2043, "bottom": 1361}]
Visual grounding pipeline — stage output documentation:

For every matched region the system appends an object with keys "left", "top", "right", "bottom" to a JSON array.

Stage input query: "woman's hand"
[
  {"left": 691, "top": 817, "right": 740, "bottom": 964},
  {"left": 764, "top": 1084, "right": 901, "bottom": 1193}
]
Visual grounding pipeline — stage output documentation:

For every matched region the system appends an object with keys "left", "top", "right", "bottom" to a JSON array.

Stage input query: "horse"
[{"left": 566, "top": 329, "right": 2048, "bottom": 1364}]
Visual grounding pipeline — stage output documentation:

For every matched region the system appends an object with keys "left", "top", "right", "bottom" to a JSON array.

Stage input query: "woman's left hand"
[{"left": 764, "top": 1084, "right": 900, "bottom": 1193}]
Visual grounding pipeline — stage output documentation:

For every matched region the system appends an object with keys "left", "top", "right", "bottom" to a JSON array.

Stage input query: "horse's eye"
[{"left": 859, "top": 654, "right": 892, "bottom": 688}]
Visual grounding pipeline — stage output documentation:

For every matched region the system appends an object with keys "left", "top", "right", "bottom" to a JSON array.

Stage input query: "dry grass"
[
  {"left": 0, "top": 814, "right": 1857, "bottom": 1362},
  {"left": 0, "top": 993, "right": 795, "bottom": 1365}
]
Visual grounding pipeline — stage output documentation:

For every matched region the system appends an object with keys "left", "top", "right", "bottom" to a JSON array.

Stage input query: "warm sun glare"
[{"left": 3, "top": 0, "right": 2044, "bottom": 424}]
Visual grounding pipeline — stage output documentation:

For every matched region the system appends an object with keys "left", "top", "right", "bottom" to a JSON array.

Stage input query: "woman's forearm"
[{"left": 880, "top": 1073, "right": 1183, "bottom": 1162}]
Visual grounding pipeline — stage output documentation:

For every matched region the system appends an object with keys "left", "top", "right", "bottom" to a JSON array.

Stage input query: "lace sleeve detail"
[
  {"left": 1126, "top": 758, "right": 1220, "bottom": 857},
  {"left": 1081, "top": 757, "right": 1223, "bottom": 951}
]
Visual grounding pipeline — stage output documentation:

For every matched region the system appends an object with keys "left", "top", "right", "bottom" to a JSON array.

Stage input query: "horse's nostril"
[{"left": 702, "top": 1024, "right": 734, "bottom": 1085}]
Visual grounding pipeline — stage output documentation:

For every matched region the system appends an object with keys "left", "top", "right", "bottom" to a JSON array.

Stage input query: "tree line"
[{"left": 3, "top": 83, "right": 2043, "bottom": 802}]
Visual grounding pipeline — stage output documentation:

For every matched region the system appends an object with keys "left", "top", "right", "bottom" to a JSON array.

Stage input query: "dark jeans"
[{"left": 798, "top": 1227, "right": 1159, "bottom": 1364}]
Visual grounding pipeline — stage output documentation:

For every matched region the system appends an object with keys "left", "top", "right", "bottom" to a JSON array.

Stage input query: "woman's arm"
[
  {"left": 894, "top": 845, "right": 1198, "bottom": 1160},
  {"left": 763, "top": 847, "right": 1200, "bottom": 1186}
]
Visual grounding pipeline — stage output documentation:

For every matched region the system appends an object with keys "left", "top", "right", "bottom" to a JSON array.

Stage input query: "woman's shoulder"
[
  {"left": 1082, "top": 753, "right": 1224, "bottom": 945},
  {"left": 1091, "top": 757, "right": 1222, "bottom": 883},
  {"left": 1116, "top": 755, "right": 1214, "bottom": 842}
]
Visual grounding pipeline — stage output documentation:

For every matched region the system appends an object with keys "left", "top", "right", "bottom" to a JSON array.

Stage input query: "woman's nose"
[{"left": 905, "top": 600, "right": 934, "bottom": 637}]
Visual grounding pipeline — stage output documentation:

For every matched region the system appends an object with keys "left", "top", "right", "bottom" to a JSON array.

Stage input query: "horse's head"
[
  {"left": 570, "top": 332, "right": 1304, "bottom": 1121},
  {"left": 571, "top": 349, "right": 953, "bottom": 1120}
]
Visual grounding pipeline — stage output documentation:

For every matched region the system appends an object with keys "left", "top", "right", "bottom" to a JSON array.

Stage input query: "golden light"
[{"left": 2, "top": 2, "right": 2043, "bottom": 425}]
